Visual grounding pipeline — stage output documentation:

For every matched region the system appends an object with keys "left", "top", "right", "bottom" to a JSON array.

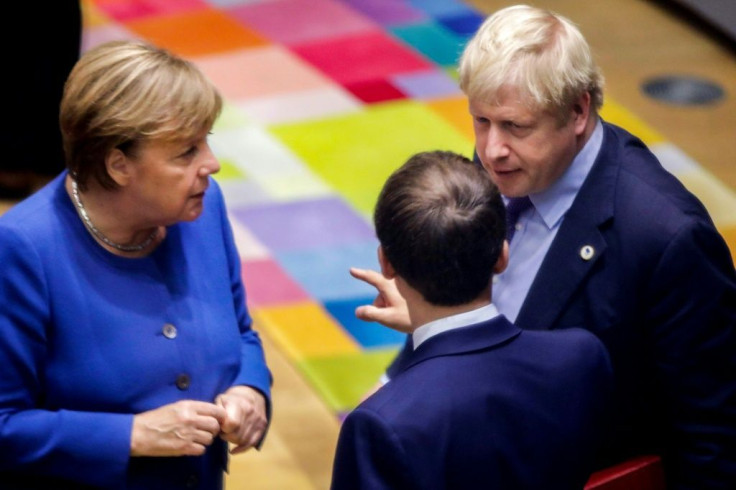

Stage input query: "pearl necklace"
[{"left": 71, "top": 179, "right": 158, "bottom": 252}]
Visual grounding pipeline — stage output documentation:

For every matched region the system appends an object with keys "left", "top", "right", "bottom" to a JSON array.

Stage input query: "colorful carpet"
[{"left": 83, "top": 0, "right": 736, "bottom": 419}]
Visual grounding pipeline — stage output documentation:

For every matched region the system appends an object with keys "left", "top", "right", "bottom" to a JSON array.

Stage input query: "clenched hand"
[
  {"left": 131, "top": 400, "right": 227, "bottom": 457},
  {"left": 216, "top": 385, "right": 268, "bottom": 454}
]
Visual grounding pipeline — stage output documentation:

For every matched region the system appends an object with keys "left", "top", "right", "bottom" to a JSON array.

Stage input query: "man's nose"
[{"left": 482, "top": 126, "right": 510, "bottom": 161}]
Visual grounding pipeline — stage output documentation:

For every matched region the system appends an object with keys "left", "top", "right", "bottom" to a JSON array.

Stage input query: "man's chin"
[{"left": 494, "top": 175, "right": 527, "bottom": 197}]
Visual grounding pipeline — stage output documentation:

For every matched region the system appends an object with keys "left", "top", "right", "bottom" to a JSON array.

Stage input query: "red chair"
[{"left": 585, "top": 455, "right": 666, "bottom": 490}]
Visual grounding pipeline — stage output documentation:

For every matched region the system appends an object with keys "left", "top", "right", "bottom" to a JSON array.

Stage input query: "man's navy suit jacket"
[
  {"left": 514, "top": 122, "right": 736, "bottom": 488},
  {"left": 332, "top": 316, "right": 614, "bottom": 490},
  {"left": 388, "top": 121, "right": 736, "bottom": 488}
]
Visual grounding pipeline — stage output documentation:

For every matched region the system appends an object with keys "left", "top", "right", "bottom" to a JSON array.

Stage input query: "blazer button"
[
  {"left": 176, "top": 374, "right": 191, "bottom": 391},
  {"left": 162, "top": 323, "right": 177, "bottom": 339},
  {"left": 186, "top": 474, "right": 199, "bottom": 488}
]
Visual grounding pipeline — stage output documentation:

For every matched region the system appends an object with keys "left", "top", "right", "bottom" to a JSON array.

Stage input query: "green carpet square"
[
  {"left": 270, "top": 99, "right": 473, "bottom": 216},
  {"left": 297, "top": 348, "right": 400, "bottom": 412}
]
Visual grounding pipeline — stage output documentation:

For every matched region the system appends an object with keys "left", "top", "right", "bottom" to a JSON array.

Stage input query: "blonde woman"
[{"left": 0, "top": 40, "right": 271, "bottom": 489}]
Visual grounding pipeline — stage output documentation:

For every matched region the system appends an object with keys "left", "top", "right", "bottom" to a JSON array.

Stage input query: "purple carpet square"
[
  {"left": 231, "top": 197, "right": 375, "bottom": 252},
  {"left": 391, "top": 69, "right": 462, "bottom": 99},
  {"left": 276, "top": 241, "right": 380, "bottom": 302},
  {"left": 341, "top": 0, "right": 427, "bottom": 26}
]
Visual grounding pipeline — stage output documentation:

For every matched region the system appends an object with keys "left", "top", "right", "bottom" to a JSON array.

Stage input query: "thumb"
[
  {"left": 355, "top": 304, "right": 385, "bottom": 323},
  {"left": 216, "top": 396, "right": 239, "bottom": 434}
]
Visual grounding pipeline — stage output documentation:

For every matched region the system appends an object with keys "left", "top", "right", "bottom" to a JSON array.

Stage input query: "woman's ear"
[
  {"left": 105, "top": 148, "right": 131, "bottom": 187},
  {"left": 493, "top": 240, "right": 509, "bottom": 274},
  {"left": 377, "top": 246, "right": 397, "bottom": 279}
]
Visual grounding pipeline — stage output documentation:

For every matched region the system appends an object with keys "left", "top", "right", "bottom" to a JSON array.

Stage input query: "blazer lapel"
[{"left": 515, "top": 122, "right": 619, "bottom": 330}]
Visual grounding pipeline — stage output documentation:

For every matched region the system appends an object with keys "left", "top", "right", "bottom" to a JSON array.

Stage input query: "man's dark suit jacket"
[
  {"left": 392, "top": 120, "right": 735, "bottom": 488},
  {"left": 514, "top": 121, "right": 736, "bottom": 488},
  {"left": 332, "top": 316, "right": 613, "bottom": 489}
]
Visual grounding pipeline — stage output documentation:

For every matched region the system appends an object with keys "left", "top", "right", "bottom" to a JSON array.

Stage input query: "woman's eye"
[{"left": 178, "top": 146, "right": 198, "bottom": 159}]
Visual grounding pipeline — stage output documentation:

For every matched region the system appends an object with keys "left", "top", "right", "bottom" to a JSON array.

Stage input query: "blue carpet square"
[{"left": 325, "top": 297, "right": 407, "bottom": 349}]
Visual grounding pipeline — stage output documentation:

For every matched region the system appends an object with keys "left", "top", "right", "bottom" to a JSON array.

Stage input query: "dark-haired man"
[
  {"left": 332, "top": 151, "right": 613, "bottom": 489},
  {"left": 352, "top": 5, "right": 736, "bottom": 489}
]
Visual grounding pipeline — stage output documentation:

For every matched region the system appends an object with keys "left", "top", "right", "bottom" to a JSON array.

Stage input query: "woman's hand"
[
  {"left": 131, "top": 400, "right": 226, "bottom": 457},
  {"left": 216, "top": 386, "right": 268, "bottom": 454},
  {"left": 350, "top": 267, "right": 411, "bottom": 332}
]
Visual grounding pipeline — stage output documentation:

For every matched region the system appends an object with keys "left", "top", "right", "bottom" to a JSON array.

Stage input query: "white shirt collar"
[{"left": 412, "top": 303, "right": 501, "bottom": 350}]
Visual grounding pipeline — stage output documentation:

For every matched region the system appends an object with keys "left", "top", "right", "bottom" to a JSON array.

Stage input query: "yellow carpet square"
[{"left": 252, "top": 302, "right": 360, "bottom": 361}]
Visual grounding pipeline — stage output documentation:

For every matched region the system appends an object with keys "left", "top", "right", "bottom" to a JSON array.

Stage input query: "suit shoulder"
[
  {"left": 519, "top": 328, "right": 613, "bottom": 373},
  {"left": 522, "top": 325, "right": 603, "bottom": 347},
  {"left": 604, "top": 124, "right": 710, "bottom": 220},
  {"left": 598, "top": 125, "right": 720, "bottom": 255}
]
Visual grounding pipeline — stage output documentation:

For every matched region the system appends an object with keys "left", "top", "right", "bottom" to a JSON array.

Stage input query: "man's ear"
[
  {"left": 572, "top": 91, "right": 591, "bottom": 136},
  {"left": 493, "top": 240, "right": 509, "bottom": 274},
  {"left": 377, "top": 246, "right": 397, "bottom": 279},
  {"left": 105, "top": 148, "right": 131, "bottom": 187}
]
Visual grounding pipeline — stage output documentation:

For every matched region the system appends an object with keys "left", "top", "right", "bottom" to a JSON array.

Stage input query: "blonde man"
[{"left": 352, "top": 5, "right": 736, "bottom": 489}]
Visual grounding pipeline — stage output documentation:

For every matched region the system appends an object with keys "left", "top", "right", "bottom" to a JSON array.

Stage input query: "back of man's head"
[{"left": 374, "top": 151, "right": 505, "bottom": 306}]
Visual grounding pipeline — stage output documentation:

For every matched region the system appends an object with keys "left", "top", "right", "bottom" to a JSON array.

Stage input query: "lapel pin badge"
[{"left": 580, "top": 245, "right": 595, "bottom": 261}]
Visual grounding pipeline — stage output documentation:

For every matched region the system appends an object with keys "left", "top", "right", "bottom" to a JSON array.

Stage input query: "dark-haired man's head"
[{"left": 374, "top": 151, "right": 507, "bottom": 307}]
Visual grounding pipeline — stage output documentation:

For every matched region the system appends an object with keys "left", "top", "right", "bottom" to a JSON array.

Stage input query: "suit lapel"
[{"left": 515, "top": 122, "right": 619, "bottom": 330}]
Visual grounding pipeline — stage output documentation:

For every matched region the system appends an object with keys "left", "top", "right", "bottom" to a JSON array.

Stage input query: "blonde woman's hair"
[
  {"left": 458, "top": 5, "right": 604, "bottom": 117},
  {"left": 60, "top": 40, "right": 223, "bottom": 190}
]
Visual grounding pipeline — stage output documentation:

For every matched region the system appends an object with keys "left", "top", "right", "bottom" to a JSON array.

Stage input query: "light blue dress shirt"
[{"left": 494, "top": 119, "right": 604, "bottom": 322}]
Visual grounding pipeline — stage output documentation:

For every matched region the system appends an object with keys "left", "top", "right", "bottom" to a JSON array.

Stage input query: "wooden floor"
[
  {"left": 1, "top": 1, "right": 733, "bottom": 489},
  {"left": 228, "top": 2, "right": 736, "bottom": 489}
]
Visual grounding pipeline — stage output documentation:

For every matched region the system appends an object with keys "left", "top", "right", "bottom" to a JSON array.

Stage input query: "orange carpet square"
[{"left": 124, "top": 7, "right": 269, "bottom": 57}]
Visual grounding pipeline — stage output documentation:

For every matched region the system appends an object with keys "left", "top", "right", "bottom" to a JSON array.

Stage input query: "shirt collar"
[
  {"left": 412, "top": 303, "right": 500, "bottom": 350},
  {"left": 529, "top": 118, "right": 604, "bottom": 229}
]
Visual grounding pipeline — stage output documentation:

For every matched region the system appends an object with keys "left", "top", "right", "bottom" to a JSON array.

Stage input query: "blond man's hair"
[{"left": 459, "top": 5, "right": 604, "bottom": 117}]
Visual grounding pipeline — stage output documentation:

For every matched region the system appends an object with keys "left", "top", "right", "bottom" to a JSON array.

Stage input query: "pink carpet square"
[
  {"left": 291, "top": 30, "right": 433, "bottom": 86},
  {"left": 228, "top": 0, "right": 376, "bottom": 45},
  {"left": 82, "top": 24, "right": 139, "bottom": 53},
  {"left": 194, "top": 46, "right": 335, "bottom": 101},
  {"left": 242, "top": 258, "right": 311, "bottom": 307},
  {"left": 346, "top": 78, "right": 406, "bottom": 104},
  {"left": 93, "top": 0, "right": 207, "bottom": 22}
]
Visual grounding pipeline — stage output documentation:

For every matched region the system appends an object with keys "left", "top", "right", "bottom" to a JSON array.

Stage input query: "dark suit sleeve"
[
  {"left": 645, "top": 218, "right": 736, "bottom": 488},
  {"left": 331, "top": 408, "right": 417, "bottom": 490}
]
